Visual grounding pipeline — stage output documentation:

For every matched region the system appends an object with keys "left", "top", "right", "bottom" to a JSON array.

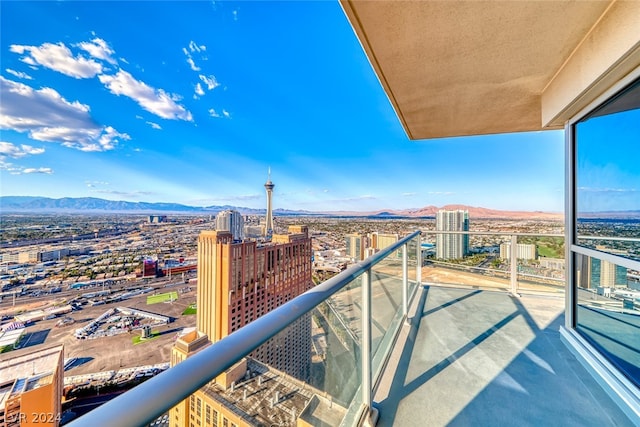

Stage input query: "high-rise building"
[
  {"left": 264, "top": 169, "right": 275, "bottom": 237},
  {"left": 215, "top": 210, "right": 245, "bottom": 241},
  {"left": 194, "top": 226, "right": 312, "bottom": 355},
  {"left": 170, "top": 224, "right": 313, "bottom": 427},
  {"left": 436, "top": 210, "right": 469, "bottom": 260},
  {"left": 345, "top": 233, "right": 367, "bottom": 261},
  {"left": 600, "top": 260, "right": 618, "bottom": 287},
  {"left": 148, "top": 215, "right": 167, "bottom": 223},
  {"left": 370, "top": 232, "right": 399, "bottom": 251}
]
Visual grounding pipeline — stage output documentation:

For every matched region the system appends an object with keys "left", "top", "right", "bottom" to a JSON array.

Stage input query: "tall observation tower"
[{"left": 264, "top": 168, "right": 275, "bottom": 237}]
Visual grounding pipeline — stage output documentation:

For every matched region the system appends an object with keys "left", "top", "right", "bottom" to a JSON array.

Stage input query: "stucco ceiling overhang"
[{"left": 340, "top": 1, "right": 618, "bottom": 140}]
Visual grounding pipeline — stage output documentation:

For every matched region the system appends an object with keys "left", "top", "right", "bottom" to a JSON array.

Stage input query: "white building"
[
  {"left": 215, "top": 210, "right": 244, "bottom": 241},
  {"left": 500, "top": 243, "right": 537, "bottom": 261},
  {"left": 436, "top": 210, "right": 469, "bottom": 260}
]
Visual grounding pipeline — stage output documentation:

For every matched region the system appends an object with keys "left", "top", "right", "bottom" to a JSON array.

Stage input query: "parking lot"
[{"left": 1, "top": 287, "right": 197, "bottom": 376}]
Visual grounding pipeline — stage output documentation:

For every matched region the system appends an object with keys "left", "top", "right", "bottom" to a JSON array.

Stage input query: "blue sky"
[
  {"left": 576, "top": 106, "right": 640, "bottom": 213},
  {"left": 1, "top": 1, "right": 567, "bottom": 212}
]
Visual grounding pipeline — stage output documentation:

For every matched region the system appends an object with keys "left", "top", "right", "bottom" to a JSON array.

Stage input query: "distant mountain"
[
  {"left": 398, "top": 204, "right": 564, "bottom": 220},
  {"left": 578, "top": 211, "right": 640, "bottom": 219},
  {"left": 0, "top": 196, "right": 201, "bottom": 213},
  {"left": 326, "top": 204, "right": 564, "bottom": 220},
  {"left": 0, "top": 196, "right": 569, "bottom": 219},
  {"left": 0, "top": 196, "right": 315, "bottom": 215}
]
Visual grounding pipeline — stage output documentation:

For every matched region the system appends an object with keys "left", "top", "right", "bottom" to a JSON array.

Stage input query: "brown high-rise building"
[
  {"left": 169, "top": 225, "right": 313, "bottom": 427},
  {"left": 196, "top": 225, "right": 313, "bottom": 378}
]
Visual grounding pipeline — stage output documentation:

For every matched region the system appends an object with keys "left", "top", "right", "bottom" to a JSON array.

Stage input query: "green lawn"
[
  {"left": 182, "top": 304, "right": 197, "bottom": 315},
  {"left": 146, "top": 291, "right": 178, "bottom": 305},
  {"left": 132, "top": 331, "right": 160, "bottom": 345}
]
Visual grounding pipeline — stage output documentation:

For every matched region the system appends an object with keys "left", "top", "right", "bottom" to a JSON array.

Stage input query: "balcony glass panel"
[
  {"left": 316, "top": 277, "right": 362, "bottom": 418},
  {"left": 575, "top": 253, "right": 640, "bottom": 387},
  {"left": 369, "top": 247, "right": 405, "bottom": 378},
  {"left": 575, "top": 77, "right": 640, "bottom": 263},
  {"left": 515, "top": 235, "right": 565, "bottom": 295},
  {"left": 422, "top": 233, "right": 565, "bottom": 296}
]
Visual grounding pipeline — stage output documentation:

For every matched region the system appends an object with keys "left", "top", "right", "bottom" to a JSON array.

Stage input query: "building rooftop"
[
  {"left": 0, "top": 345, "right": 63, "bottom": 386},
  {"left": 202, "top": 358, "right": 344, "bottom": 427},
  {"left": 0, "top": 345, "right": 63, "bottom": 409}
]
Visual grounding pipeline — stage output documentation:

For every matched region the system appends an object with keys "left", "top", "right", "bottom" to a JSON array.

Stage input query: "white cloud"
[
  {"left": 76, "top": 38, "right": 117, "bottom": 65},
  {"left": 0, "top": 76, "right": 129, "bottom": 151},
  {"left": 232, "top": 10, "right": 238, "bottom": 21},
  {"left": 98, "top": 69, "right": 192, "bottom": 121},
  {"left": 578, "top": 187, "right": 638, "bottom": 193},
  {"left": 201, "top": 194, "right": 261, "bottom": 203},
  {"left": 23, "top": 167, "right": 53, "bottom": 174},
  {"left": 195, "top": 83, "right": 205, "bottom": 97},
  {"left": 199, "top": 74, "right": 219, "bottom": 90},
  {"left": 188, "top": 41, "right": 206, "bottom": 53},
  {"left": 0, "top": 160, "right": 53, "bottom": 175},
  {"left": 184, "top": 42, "right": 209, "bottom": 72},
  {"left": 208, "top": 108, "right": 220, "bottom": 118},
  {"left": 222, "top": 109, "right": 231, "bottom": 118},
  {"left": 91, "top": 189, "right": 156, "bottom": 197},
  {"left": 86, "top": 180, "right": 109, "bottom": 188},
  {"left": 0, "top": 141, "right": 45, "bottom": 159},
  {"left": 186, "top": 57, "right": 200, "bottom": 71},
  {"left": 146, "top": 121, "right": 162, "bottom": 130},
  {"left": 5, "top": 69, "right": 33, "bottom": 80},
  {"left": 183, "top": 44, "right": 203, "bottom": 71},
  {"left": 10, "top": 42, "right": 103, "bottom": 78}
]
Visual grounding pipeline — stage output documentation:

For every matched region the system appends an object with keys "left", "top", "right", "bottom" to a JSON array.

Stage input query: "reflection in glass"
[
  {"left": 575, "top": 253, "right": 640, "bottom": 387},
  {"left": 575, "top": 77, "right": 640, "bottom": 262}
]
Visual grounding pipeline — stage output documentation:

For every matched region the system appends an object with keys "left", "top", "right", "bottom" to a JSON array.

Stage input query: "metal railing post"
[
  {"left": 361, "top": 269, "right": 372, "bottom": 420},
  {"left": 402, "top": 243, "right": 408, "bottom": 323},
  {"left": 510, "top": 234, "right": 519, "bottom": 296},
  {"left": 416, "top": 235, "right": 422, "bottom": 290}
]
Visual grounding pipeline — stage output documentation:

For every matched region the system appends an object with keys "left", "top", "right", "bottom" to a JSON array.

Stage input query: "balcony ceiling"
[{"left": 340, "top": 0, "right": 614, "bottom": 140}]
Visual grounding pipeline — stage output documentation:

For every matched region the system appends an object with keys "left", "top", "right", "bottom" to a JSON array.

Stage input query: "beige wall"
[{"left": 542, "top": 1, "right": 640, "bottom": 126}]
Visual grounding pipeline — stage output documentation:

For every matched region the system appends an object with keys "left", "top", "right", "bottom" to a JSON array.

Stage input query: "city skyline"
[{"left": 2, "top": 1, "right": 568, "bottom": 212}]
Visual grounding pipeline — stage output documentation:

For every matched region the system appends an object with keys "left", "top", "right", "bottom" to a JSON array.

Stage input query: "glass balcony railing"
[
  {"left": 420, "top": 231, "right": 566, "bottom": 297},
  {"left": 67, "top": 231, "right": 423, "bottom": 427},
  {"left": 64, "top": 230, "right": 640, "bottom": 426}
]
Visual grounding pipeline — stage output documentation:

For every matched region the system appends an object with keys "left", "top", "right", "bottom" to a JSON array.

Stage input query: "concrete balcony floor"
[{"left": 374, "top": 285, "right": 634, "bottom": 426}]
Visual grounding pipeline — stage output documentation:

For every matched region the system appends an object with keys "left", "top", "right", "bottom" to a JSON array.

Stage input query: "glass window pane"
[
  {"left": 575, "top": 78, "right": 640, "bottom": 262},
  {"left": 575, "top": 253, "right": 640, "bottom": 387}
]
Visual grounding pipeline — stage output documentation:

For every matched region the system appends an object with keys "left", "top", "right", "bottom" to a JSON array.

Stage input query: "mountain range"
[{"left": 0, "top": 196, "right": 570, "bottom": 219}]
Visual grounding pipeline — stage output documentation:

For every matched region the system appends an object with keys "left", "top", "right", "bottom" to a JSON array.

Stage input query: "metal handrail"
[
  {"left": 422, "top": 230, "right": 640, "bottom": 244},
  {"left": 421, "top": 230, "right": 564, "bottom": 237},
  {"left": 67, "top": 231, "right": 421, "bottom": 427}
]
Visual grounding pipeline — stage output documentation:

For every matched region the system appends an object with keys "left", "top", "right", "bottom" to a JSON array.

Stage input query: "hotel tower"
[
  {"left": 436, "top": 209, "right": 470, "bottom": 260},
  {"left": 169, "top": 178, "right": 313, "bottom": 427}
]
